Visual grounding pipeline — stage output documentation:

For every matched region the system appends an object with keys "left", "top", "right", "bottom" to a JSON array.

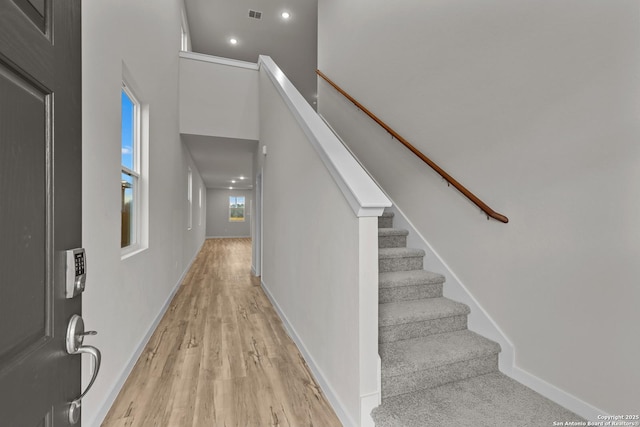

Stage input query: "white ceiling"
[
  {"left": 182, "top": 134, "right": 257, "bottom": 190},
  {"left": 182, "top": 0, "right": 317, "bottom": 190}
]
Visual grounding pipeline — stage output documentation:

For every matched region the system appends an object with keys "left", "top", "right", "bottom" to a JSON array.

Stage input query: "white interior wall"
[
  {"left": 82, "top": 1, "right": 206, "bottom": 425},
  {"left": 206, "top": 188, "right": 252, "bottom": 237},
  {"left": 318, "top": 0, "right": 640, "bottom": 416},
  {"left": 179, "top": 54, "right": 259, "bottom": 140}
]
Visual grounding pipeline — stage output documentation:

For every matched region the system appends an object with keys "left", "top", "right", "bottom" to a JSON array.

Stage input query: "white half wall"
[
  {"left": 258, "top": 65, "right": 373, "bottom": 427},
  {"left": 318, "top": 0, "right": 640, "bottom": 417},
  {"left": 206, "top": 188, "right": 252, "bottom": 237},
  {"left": 179, "top": 52, "right": 259, "bottom": 140},
  {"left": 82, "top": 1, "right": 206, "bottom": 425}
]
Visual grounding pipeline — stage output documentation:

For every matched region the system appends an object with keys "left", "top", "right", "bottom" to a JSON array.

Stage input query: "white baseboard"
[
  {"left": 510, "top": 366, "right": 609, "bottom": 422},
  {"left": 206, "top": 235, "right": 251, "bottom": 239},
  {"left": 88, "top": 242, "right": 203, "bottom": 427},
  {"left": 260, "top": 279, "right": 358, "bottom": 427}
]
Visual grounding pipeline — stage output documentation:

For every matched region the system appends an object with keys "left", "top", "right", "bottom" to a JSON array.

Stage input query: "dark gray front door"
[{"left": 0, "top": 0, "right": 82, "bottom": 425}]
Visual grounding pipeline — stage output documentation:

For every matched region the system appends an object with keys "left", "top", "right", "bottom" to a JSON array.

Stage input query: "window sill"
[{"left": 121, "top": 244, "right": 147, "bottom": 260}]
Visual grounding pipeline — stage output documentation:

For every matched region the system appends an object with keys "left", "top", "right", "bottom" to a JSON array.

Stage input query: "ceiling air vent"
[{"left": 248, "top": 9, "right": 262, "bottom": 20}]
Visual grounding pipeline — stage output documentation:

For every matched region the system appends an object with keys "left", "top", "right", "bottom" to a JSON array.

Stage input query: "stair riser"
[
  {"left": 378, "top": 216, "right": 394, "bottom": 228},
  {"left": 379, "top": 235, "right": 407, "bottom": 249},
  {"left": 379, "top": 315, "right": 467, "bottom": 343},
  {"left": 379, "top": 256, "right": 423, "bottom": 273},
  {"left": 381, "top": 354, "right": 499, "bottom": 399},
  {"left": 379, "top": 284, "right": 443, "bottom": 303}
]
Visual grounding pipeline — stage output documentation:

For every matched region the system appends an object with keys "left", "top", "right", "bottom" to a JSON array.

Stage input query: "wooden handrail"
[{"left": 316, "top": 70, "right": 509, "bottom": 224}]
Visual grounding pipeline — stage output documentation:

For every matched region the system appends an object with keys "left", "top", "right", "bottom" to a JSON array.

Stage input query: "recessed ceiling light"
[
  {"left": 239, "top": 176, "right": 245, "bottom": 180},
  {"left": 229, "top": 38, "right": 238, "bottom": 45},
  {"left": 231, "top": 180, "right": 236, "bottom": 183},
  {"left": 229, "top": 186, "right": 233, "bottom": 190},
  {"left": 281, "top": 11, "right": 290, "bottom": 19}
]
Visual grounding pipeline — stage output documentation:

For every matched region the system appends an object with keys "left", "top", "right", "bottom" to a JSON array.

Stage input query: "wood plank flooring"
[{"left": 102, "top": 238, "right": 342, "bottom": 427}]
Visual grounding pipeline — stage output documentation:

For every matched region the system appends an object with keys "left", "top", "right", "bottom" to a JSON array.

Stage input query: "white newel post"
[{"left": 359, "top": 216, "right": 382, "bottom": 427}]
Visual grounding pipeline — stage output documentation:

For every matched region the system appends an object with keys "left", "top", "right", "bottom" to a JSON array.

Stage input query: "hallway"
[{"left": 102, "top": 238, "right": 342, "bottom": 426}]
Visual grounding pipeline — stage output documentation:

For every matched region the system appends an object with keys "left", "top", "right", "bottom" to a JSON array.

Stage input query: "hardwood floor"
[{"left": 102, "top": 238, "right": 342, "bottom": 427}]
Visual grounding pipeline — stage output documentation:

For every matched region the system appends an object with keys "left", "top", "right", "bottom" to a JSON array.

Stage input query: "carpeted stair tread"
[
  {"left": 378, "top": 228, "right": 409, "bottom": 237},
  {"left": 379, "top": 270, "right": 445, "bottom": 289},
  {"left": 379, "top": 211, "right": 396, "bottom": 228},
  {"left": 379, "top": 270, "right": 444, "bottom": 303},
  {"left": 379, "top": 298, "right": 469, "bottom": 327},
  {"left": 379, "top": 247, "right": 425, "bottom": 259},
  {"left": 380, "top": 330, "right": 500, "bottom": 377},
  {"left": 371, "top": 371, "right": 585, "bottom": 427},
  {"left": 379, "top": 228, "right": 410, "bottom": 248},
  {"left": 379, "top": 248, "right": 425, "bottom": 273}
]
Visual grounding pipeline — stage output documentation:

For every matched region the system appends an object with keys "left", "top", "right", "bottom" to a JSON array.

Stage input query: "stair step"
[
  {"left": 378, "top": 228, "right": 409, "bottom": 248},
  {"left": 379, "top": 298, "right": 469, "bottom": 342},
  {"left": 380, "top": 330, "right": 501, "bottom": 398},
  {"left": 380, "top": 270, "right": 445, "bottom": 289},
  {"left": 378, "top": 211, "right": 395, "bottom": 228},
  {"left": 378, "top": 228, "right": 409, "bottom": 236},
  {"left": 372, "top": 372, "right": 585, "bottom": 427},
  {"left": 380, "top": 329, "right": 500, "bottom": 377},
  {"left": 379, "top": 270, "right": 444, "bottom": 303},
  {"left": 380, "top": 298, "right": 469, "bottom": 327},
  {"left": 379, "top": 248, "right": 424, "bottom": 273}
]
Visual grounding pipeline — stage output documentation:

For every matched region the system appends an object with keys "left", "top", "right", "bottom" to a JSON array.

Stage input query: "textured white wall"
[
  {"left": 258, "top": 67, "right": 363, "bottom": 426},
  {"left": 318, "top": 0, "right": 640, "bottom": 416},
  {"left": 82, "top": 1, "right": 206, "bottom": 425},
  {"left": 206, "top": 188, "right": 252, "bottom": 237},
  {"left": 179, "top": 56, "right": 259, "bottom": 140}
]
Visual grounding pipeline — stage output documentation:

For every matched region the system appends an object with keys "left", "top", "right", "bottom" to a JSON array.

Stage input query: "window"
[
  {"left": 121, "top": 84, "right": 140, "bottom": 249},
  {"left": 229, "top": 196, "right": 245, "bottom": 222},
  {"left": 187, "top": 167, "right": 193, "bottom": 230},
  {"left": 198, "top": 186, "right": 203, "bottom": 226}
]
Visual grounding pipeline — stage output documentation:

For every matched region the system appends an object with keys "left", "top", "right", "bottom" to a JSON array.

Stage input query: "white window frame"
[
  {"left": 198, "top": 186, "right": 203, "bottom": 227},
  {"left": 187, "top": 167, "right": 193, "bottom": 230},
  {"left": 121, "top": 80, "right": 148, "bottom": 258},
  {"left": 229, "top": 195, "right": 246, "bottom": 222}
]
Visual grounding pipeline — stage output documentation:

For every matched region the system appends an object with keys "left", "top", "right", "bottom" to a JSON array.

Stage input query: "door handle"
[{"left": 65, "top": 314, "right": 102, "bottom": 424}]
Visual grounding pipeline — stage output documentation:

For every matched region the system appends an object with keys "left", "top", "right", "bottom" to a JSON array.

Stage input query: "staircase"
[{"left": 372, "top": 211, "right": 584, "bottom": 427}]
